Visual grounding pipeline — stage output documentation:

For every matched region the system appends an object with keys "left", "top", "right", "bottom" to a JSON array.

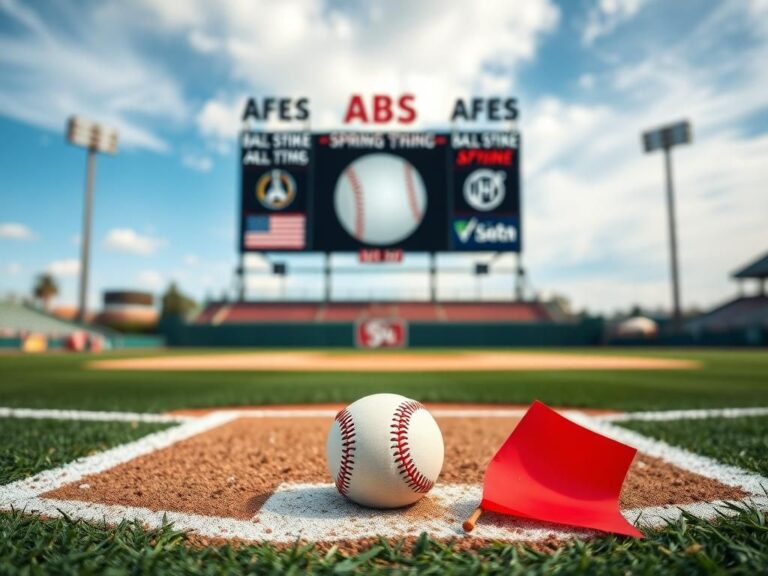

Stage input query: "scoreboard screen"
[{"left": 239, "top": 130, "right": 520, "bottom": 253}]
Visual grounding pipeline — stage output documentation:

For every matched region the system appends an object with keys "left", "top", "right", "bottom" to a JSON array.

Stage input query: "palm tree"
[{"left": 33, "top": 273, "right": 58, "bottom": 310}]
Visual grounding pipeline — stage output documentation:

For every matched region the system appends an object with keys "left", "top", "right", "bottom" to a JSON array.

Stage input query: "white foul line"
[
  {"left": 2, "top": 405, "right": 768, "bottom": 424},
  {"left": 0, "top": 406, "right": 530, "bottom": 422},
  {"left": 566, "top": 412, "right": 768, "bottom": 495},
  {"left": 0, "top": 407, "right": 192, "bottom": 424},
  {"left": 0, "top": 412, "right": 236, "bottom": 502},
  {"left": 8, "top": 483, "right": 768, "bottom": 546},
  {"left": 596, "top": 406, "right": 768, "bottom": 423}
]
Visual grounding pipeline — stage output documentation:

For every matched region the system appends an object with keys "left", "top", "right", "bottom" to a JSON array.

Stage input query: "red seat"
[
  {"left": 442, "top": 303, "right": 547, "bottom": 322},
  {"left": 194, "top": 301, "right": 552, "bottom": 324},
  {"left": 220, "top": 304, "right": 317, "bottom": 323}
]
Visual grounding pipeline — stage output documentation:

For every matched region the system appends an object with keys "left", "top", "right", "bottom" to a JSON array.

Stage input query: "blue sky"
[{"left": 1, "top": 0, "right": 766, "bottom": 313}]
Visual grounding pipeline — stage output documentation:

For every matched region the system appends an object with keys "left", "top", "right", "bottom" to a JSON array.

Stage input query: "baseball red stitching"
[
  {"left": 404, "top": 163, "right": 422, "bottom": 223},
  {"left": 390, "top": 400, "right": 434, "bottom": 493},
  {"left": 334, "top": 408, "right": 356, "bottom": 496},
  {"left": 345, "top": 167, "right": 365, "bottom": 240}
]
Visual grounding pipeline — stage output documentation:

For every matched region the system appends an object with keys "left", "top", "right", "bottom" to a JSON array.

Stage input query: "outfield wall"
[
  {"left": 160, "top": 317, "right": 766, "bottom": 348},
  {"left": 161, "top": 318, "right": 604, "bottom": 348}
]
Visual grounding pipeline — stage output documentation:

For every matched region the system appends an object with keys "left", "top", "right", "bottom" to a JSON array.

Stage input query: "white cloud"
[
  {"left": 752, "top": 0, "right": 768, "bottom": 16},
  {"left": 185, "top": 0, "right": 560, "bottom": 140},
  {"left": 0, "top": 222, "right": 34, "bottom": 240},
  {"left": 196, "top": 97, "right": 245, "bottom": 141},
  {"left": 182, "top": 153, "right": 213, "bottom": 172},
  {"left": 104, "top": 228, "right": 165, "bottom": 255},
  {"left": 183, "top": 253, "right": 199, "bottom": 266},
  {"left": 5, "top": 262, "right": 22, "bottom": 276},
  {"left": 137, "top": 269, "right": 165, "bottom": 290},
  {"left": 188, "top": 30, "right": 220, "bottom": 53},
  {"left": 524, "top": 97, "right": 610, "bottom": 176},
  {"left": 578, "top": 73, "right": 595, "bottom": 90},
  {"left": 0, "top": 1, "right": 188, "bottom": 151},
  {"left": 47, "top": 259, "right": 80, "bottom": 277},
  {"left": 583, "top": 0, "right": 647, "bottom": 45},
  {"left": 1, "top": 1, "right": 560, "bottom": 150},
  {"left": 522, "top": 4, "right": 768, "bottom": 311}
]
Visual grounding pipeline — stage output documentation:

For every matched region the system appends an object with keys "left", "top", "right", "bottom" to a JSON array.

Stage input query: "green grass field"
[
  {"left": 1, "top": 348, "right": 767, "bottom": 574},
  {"left": 1, "top": 348, "right": 767, "bottom": 411}
]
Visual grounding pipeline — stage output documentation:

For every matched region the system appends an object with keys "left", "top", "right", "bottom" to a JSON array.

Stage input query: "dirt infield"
[
  {"left": 46, "top": 416, "right": 742, "bottom": 517},
  {"left": 42, "top": 411, "right": 744, "bottom": 549},
  {"left": 90, "top": 351, "right": 699, "bottom": 372}
]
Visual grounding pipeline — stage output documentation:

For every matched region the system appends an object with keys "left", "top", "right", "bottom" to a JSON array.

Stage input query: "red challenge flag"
[{"left": 463, "top": 401, "right": 642, "bottom": 538}]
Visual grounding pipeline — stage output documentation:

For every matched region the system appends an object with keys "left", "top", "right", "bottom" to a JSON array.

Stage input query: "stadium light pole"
[
  {"left": 67, "top": 117, "right": 119, "bottom": 324},
  {"left": 641, "top": 120, "right": 691, "bottom": 327}
]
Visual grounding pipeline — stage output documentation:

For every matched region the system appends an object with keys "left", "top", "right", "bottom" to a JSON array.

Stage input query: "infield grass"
[
  {"left": 0, "top": 348, "right": 767, "bottom": 412},
  {"left": 0, "top": 418, "right": 170, "bottom": 485},
  {"left": 622, "top": 415, "right": 768, "bottom": 477},
  {"left": 1, "top": 504, "right": 766, "bottom": 575}
]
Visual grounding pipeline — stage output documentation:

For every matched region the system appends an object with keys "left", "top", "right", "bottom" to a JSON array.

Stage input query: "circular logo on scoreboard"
[
  {"left": 463, "top": 169, "right": 506, "bottom": 212},
  {"left": 256, "top": 169, "right": 296, "bottom": 210}
]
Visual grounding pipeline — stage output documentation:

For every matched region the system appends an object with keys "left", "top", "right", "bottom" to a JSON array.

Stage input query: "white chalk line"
[
  {"left": 596, "top": 406, "right": 768, "bottom": 422},
  {"left": 0, "top": 412, "right": 237, "bottom": 503},
  {"left": 19, "top": 485, "right": 582, "bottom": 545},
  {"left": 0, "top": 407, "right": 192, "bottom": 424},
  {"left": 1, "top": 406, "right": 768, "bottom": 545},
  {"left": 0, "top": 406, "right": 530, "bottom": 421},
  {"left": 566, "top": 413, "right": 768, "bottom": 496},
  {"left": 2, "top": 405, "right": 768, "bottom": 424},
  {"left": 9, "top": 484, "right": 768, "bottom": 545}
]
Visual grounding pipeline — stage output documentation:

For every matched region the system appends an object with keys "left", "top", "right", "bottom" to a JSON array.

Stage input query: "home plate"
[{"left": 256, "top": 483, "right": 581, "bottom": 543}]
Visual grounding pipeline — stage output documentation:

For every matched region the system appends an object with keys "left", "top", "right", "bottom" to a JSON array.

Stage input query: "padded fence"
[{"left": 161, "top": 317, "right": 604, "bottom": 348}]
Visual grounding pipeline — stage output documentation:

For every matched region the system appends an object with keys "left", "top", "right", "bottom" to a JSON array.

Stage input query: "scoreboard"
[{"left": 239, "top": 130, "right": 520, "bottom": 253}]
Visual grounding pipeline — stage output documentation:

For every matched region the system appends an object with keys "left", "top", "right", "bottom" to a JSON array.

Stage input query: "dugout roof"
[{"left": 733, "top": 250, "right": 768, "bottom": 279}]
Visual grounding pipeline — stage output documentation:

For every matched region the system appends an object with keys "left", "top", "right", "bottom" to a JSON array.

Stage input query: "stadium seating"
[
  {"left": 0, "top": 301, "right": 90, "bottom": 337},
  {"left": 686, "top": 296, "right": 768, "bottom": 331},
  {"left": 194, "top": 301, "right": 553, "bottom": 324},
  {"left": 215, "top": 303, "right": 319, "bottom": 323},
  {"left": 318, "top": 304, "right": 369, "bottom": 321},
  {"left": 394, "top": 303, "right": 444, "bottom": 321},
  {"left": 0, "top": 301, "right": 112, "bottom": 352},
  {"left": 441, "top": 303, "right": 549, "bottom": 322}
]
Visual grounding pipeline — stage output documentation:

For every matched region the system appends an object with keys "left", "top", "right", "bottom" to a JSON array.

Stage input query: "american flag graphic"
[{"left": 244, "top": 214, "right": 306, "bottom": 249}]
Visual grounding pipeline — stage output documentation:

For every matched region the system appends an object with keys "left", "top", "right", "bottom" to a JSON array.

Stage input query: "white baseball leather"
[
  {"left": 333, "top": 153, "right": 427, "bottom": 246},
  {"left": 326, "top": 393, "right": 444, "bottom": 509}
]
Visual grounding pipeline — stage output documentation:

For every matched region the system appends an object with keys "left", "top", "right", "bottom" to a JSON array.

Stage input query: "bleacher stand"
[
  {"left": 686, "top": 296, "right": 768, "bottom": 332},
  {"left": 194, "top": 300, "right": 555, "bottom": 324},
  {"left": 686, "top": 250, "right": 768, "bottom": 338},
  {"left": 0, "top": 301, "right": 111, "bottom": 350}
]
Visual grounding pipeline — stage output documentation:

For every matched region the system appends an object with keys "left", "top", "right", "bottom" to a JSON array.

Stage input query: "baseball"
[
  {"left": 334, "top": 153, "right": 427, "bottom": 245},
  {"left": 326, "top": 393, "right": 444, "bottom": 508}
]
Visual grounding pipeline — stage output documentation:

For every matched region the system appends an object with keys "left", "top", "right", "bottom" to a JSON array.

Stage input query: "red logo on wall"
[{"left": 356, "top": 318, "right": 408, "bottom": 348}]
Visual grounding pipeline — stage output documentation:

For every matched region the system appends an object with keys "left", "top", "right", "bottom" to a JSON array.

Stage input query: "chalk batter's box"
[{"left": 239, "top": 130, "right": 520, "bottom": 253}]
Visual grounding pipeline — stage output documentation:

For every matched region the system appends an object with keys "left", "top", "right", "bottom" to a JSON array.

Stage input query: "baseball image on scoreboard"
[
  {"left": 334, "top": 153, "right": 426, "bottom": 246},
  {"left": 312, "top": 133, "right": 449, "bottom": 251}
]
